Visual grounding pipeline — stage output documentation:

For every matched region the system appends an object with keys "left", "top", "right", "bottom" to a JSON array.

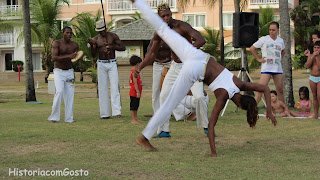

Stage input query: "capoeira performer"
[
  {"left": 174, "top": 91, "right": 209, "bottom": 121},
  {"left": 131, "top": 0, "right": 277, "bottom": 157},
  {"left": 48, "top": 27, "right": 79, "bottom": 123},
  {"left": 88, "top": 20, "right": 126, "bottom": 119},
  {"left": 135, "top": 3, "right": 209, "bottom": 138},
  {"left": 145, "top": 38, "right": 171, "bottom": 116}
]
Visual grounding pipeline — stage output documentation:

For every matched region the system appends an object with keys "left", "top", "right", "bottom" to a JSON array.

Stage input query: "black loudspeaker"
[{"left": 233, "top": 12, "right": 259, "bottom": 48}]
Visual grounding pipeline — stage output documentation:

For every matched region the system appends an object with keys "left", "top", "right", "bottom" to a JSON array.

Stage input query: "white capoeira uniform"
[
  {"left": 97, "top": 59, "right": 121, "bottom": 118},
  {"left": 157, "top": 61, "right": 209, "bottom": 133},
  {"left": 175, "top": 94, "right": 210, "bottom": 121},
  {"left": 48, "top": 68, "right": 75, "bottom": 123},
  {"left": 152, "top": 61, "right": 171, "bottom": 113},
  {"left": 134, "top": 0, "right": 209, "bottom": 140},
  {"left": 208, "top": 69, "right": 240, "bottom": 99}
]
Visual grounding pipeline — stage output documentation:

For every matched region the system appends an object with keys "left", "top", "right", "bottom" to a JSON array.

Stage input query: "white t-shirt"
[{"left": 253, "top": 35, "right": 285, "bottom": 73}]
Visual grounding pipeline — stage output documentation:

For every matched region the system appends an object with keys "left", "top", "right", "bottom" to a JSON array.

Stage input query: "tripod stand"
[{"left": 221, "top": 48, "right": 266, "bottom": 116}]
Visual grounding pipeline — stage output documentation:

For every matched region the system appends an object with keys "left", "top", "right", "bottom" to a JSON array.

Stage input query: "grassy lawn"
[{"left": 0, "top": 69, "right": 320, "bottom": 179}]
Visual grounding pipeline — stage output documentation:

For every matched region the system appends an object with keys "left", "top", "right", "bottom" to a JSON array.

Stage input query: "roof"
[{"left": 111, "top": 19, "right": 155, "bottom": 41}]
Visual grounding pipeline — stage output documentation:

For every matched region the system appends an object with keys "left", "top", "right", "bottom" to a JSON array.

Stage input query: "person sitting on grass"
[
  {"left": 289, "top": 86, "right": 313, "bottom": 118},
  {"left": 265, "top": 90, "right": 292, "bottom": 117},
  {"left": 129, "top": 55, "right": 143, "bottom": 124},
  {"left": 130, "top": 0, "right": 277, "bottom": 157}
]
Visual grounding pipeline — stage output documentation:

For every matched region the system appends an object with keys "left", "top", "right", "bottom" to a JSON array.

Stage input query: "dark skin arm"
[
  {"left": 132, "top": 74, "right": 141, "bottom": 98},
  {"left": 181, "top": 22, "right": 206, "bottom": 49},
  {"left": 206, "top": 90, "right": 229, "bottom": 157},
  {"left": 108, "top": 33, "right": 126, "bottom": 52},
  {"left": 88, "top": 37, "right": 97, "bottom": 58},
  {"left": 134, "top": 34, "right": 161, "bottom": 77},
  {"left": 234, "top": 77, "right": 276, "bottom": 125}
]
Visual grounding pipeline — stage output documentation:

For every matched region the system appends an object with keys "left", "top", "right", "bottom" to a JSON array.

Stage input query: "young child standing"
[
  {"left": 304, "top": 30, "right": 320, "bottom": 56},
  {"left": 306, "top": 41, "right": 320, "bottom": 119},
  {"left": 129, "top": 55, "right": 143, "bottom": 124},
  {"left": 289, "top": 86, "right": 313, "bottom": 117},
  {"left": 266, "top": 90, "right": 292, "bottom": 117}
]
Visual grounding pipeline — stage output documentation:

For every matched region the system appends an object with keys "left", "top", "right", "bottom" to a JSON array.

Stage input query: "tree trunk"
[
  {"left": 234, "top": 0, "right": 240, "bottom": 12},
  {"left": 280, "top": 0, "right": 294, "bottom": 107},
  {"left": 23, "top": 0, "right": 37, "bottom": 102},
  {"left": 219, "top": 0, "right": 224, "bottom": 66}
]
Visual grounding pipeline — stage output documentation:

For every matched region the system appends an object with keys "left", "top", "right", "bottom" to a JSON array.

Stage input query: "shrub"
[
  {"left": 225, "top": 58, "right": 241, "bottom": 71},
  {"left": 12, "top": 60, "right": 24, "bottom": 72}
]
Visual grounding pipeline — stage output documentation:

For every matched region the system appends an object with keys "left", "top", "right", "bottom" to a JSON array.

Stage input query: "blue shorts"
[
  {"left": 309, "top": 75, "right": 320, "bottom": 83},
  {"left": 261, "top": 72, "right": 283, "bottom": 75}
]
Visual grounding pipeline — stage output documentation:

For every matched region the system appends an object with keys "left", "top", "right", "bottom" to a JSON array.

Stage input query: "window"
[
  {"left": 32, "top": 53, "right": 41, "bottom": 71},
  {"left": 223, "top": 13, "right": 233, "bottom": 27},
  {"left": 183, "top": 14, "right": 206, "bottom": 28}
]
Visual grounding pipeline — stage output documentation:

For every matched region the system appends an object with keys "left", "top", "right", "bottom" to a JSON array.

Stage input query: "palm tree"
[
  {"left": 280, "top": 0, "right": 294, "bottom": 107},
  {"left": 30, "top": 0, "right": 70, "bottom": 83},
  {"left": 259, "top": 6, "right": 275, "bottom": 37},
  {"left": 131, "top": 11, "right": 142, "bottom": 21},
  {"left": 23, "top": 0, "right": 37, "bottom": 102},
  {"left": 200, "top": 27, "right": 220, "bottom": 60}
]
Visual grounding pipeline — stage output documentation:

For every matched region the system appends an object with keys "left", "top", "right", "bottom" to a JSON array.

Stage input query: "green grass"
[{"left": 1, "top": 74, "right": 320, "bottom": 179}]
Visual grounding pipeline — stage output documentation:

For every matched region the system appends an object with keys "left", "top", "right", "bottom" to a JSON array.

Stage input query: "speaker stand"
[{"left": 221, "top": 48, "right": 266, "bottom": 116}]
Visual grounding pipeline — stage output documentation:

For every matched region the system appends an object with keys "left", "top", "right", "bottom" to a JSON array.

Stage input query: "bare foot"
[
  {"left": 136, "top": 135, "right": 158, "bottom": 151},
  {"left": 187, "top": 112, "right": 196, "bottom": 121},
  {"left": 307, "top": 114, "right": 318, "bottom": 119},
  {"left": 137, "top": 119, "right": 143, "bottom": 122},
  {"left": 131, "top": 120, "right": 140, "bottom": 124}
]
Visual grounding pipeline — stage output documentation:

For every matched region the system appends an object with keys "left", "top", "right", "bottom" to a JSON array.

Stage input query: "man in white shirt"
[{"left": 250, "top": 22, "right": 285, "bottom": 104}]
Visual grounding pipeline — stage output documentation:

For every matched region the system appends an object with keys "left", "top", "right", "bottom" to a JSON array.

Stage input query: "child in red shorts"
[{"left": 129, "top": 55, "right": 143, "bottom": 123}]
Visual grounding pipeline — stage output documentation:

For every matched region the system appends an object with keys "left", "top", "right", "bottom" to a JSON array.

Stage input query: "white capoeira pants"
[
  {"left": 48, "top": 68, "right": 74, "bottom": 122},
  {"left": 134, "top": 0, "right": 209, "bottom": 140},
  {"left": 175, "top": 94, "right": 210, "bottom": 121},
  {"left": 97, "top": 60, "right": 121, "bottom": 118},
  {"left": 157, "top": 62, "right": 209, "bottom": 134},
  {"left": 152, "top": 61, "right": 171, "bottom": 113}
]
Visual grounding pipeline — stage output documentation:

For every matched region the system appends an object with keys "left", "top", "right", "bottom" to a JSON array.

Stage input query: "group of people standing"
[
  {"left": 46, "top": 0, "right": 319, "bottom": 157},
  {"left": 48, "top": 20, "right": 126, "bottom": 122}
]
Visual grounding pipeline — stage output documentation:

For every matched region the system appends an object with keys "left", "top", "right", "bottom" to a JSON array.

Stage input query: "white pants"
[
  {"left": 152, "top": 61, "right": 170, "bottom": 113},
  {"left": 158, "top": 63, "right": 209, "bottom": 133},
  {"left": 134, "top": 0, "right": 209, "bottom": 139},
  {"left": 48, "top": 69, "right": 74, "bottom": 122},
  {"left": 97, "top": 60, "right": 121, "bottom": 118},
  {"left": 175, "top": 94, "right": 210, "bottom": 121}
]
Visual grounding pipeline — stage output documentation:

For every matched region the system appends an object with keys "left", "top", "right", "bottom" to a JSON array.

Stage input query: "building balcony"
[
  {"left": 0, "top": 5, "right": 21, "bottom": 17},
  {"left": 248, "top": 0, "right": 293, "bottom": 9},
  {"left": 0, "top": 33, "right": 14, "bottom": 45},
  {"left": 107, "top": 0, "right": 177, "bottom": 15}
]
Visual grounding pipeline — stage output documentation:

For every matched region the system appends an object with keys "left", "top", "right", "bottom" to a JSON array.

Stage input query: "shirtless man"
[
  {"left": 135, "top": 3, "right": 209, "bottom": 137},
  {"left": 48, "top": 27, "right": 79, "bottom": 123},
  {"left": 146, "top": 37, "right": 171, "bottom": 115},
  {"left": 88, "top": 20, "right": 126, "bottom": 119},
  {"left": 130, "top": 0, "right": 277, "bottom": 157}
]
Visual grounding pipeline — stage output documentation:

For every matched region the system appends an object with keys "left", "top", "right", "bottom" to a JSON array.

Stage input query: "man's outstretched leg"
[{"left": 136, "top": 135, "right": 158, "bottom": 151}]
